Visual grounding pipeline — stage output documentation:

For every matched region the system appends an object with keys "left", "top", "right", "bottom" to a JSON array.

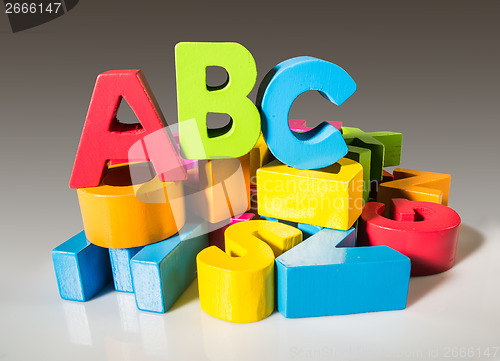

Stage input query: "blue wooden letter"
[
  {"left": 130, "top": 223, "right": 209, "bottom": 313},
  {"left": 109, "top": 246, "right": 144, "bottom": 292},
  {"left": 52, "top": 231, "right": 112, "bottom": 301},
  {"left": 276, "top": 228, "right": 411, "bottom": 318},
  {"left": 257, "top": 56, "right": 355, "bottom": 170}
]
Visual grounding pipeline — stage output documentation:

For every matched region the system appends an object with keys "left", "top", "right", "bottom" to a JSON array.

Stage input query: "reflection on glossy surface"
[
  {"left": 62, "top": 301, "right": 92, "bottom": 346},
  {"left": 105, "top": 338, "right": 143, "bottom": 361},
  {"left": 200, "top": 311, "right": 281, "bottom": 361},
  {"left": 139, "top": 313, "right": 169, "bottom": 357},
  {"left": 116, "top": 292, "right": 140, "bottom": 334}
]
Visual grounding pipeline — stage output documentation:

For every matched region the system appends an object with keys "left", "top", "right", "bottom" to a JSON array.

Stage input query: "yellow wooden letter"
[
  {"left": 257, "top": 158, "right": 363, "bottom": 230},
  {"left": 197, "top": 220, "right": 302, "bottom": 323}
]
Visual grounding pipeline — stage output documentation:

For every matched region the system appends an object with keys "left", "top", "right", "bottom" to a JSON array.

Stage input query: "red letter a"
[{"left": 69, "top": 70, "right": 186, "bottom": 188}]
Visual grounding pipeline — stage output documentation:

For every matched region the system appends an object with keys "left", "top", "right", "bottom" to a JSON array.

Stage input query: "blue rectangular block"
[
  {"left": 276, "top": 228, "right": 410, "bottom": 318},
  {"left": 109, "top": 246, "right": 144, "bottom": 292},
  {"left": 131, "top": 223, "right": 209, "bottom": 313},
  {"left": 52, "top": 231, "right": 112, "bottom": 302},
  {"left": 262, "top": 217, "right": 324, "bottom": 240}
]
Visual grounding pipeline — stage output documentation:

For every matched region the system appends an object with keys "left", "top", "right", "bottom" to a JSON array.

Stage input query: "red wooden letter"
[
  {"left": 69, "top": 70, "right": 186, "bottom": 188},
  {"left": 358, "top": 198, "right": 461, "bottom": 276}
]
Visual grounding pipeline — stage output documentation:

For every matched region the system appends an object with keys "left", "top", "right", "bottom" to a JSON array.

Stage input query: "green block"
[
  {"left": 346, "top": 145, "right": 371, "bottom": 203},
  {"left": 369, "top": 132, "right": 402, "bottom": 167},
  {"left": 342, "top": 127, "right": 403, "bottom": 181}
]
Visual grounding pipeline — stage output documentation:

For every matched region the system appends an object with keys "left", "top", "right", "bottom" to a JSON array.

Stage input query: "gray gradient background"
[{"left": 0, "top": 1, "right": 499, "bottom": 360}]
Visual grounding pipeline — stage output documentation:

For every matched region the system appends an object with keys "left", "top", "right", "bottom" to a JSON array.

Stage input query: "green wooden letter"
[{"left": 175, "top": 42, "right": 261, "bottom": 159}]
